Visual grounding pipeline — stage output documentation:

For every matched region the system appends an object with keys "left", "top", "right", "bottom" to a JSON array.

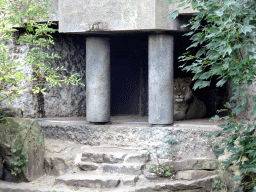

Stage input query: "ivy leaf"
[
  {"left": 211, "top": 115, "right": 220, "bottom": 121},
  {"left": 191, "top": 0, "right": 198, "bottom": 10},
  {"left": 214, "top": 131, "right": 222, "bottom": 137},
  {"left": 240, "top": 25, "right": 255, "bottom": 34},
  {"left": 233, "top": 175, "right": 242, "bottom": 181},
  {"left": 225, "top": 45, "right": 232, "bottom": 56},
  {"left": 205, "top": 132, "right": 212, "bottom": 138},
  {"left": 193, "top": 80, "right": 210, "bottom": 90},
  {"left": 168, "top": 10, "right": 179, "bottom": 20},
  {"left": 196, "top": 48, "right": 206, "bottom": 57},
  {"left": 216, "top": 78, "right": 227, "bottom": 87}
]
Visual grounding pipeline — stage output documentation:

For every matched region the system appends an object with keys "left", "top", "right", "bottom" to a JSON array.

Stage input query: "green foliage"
[
  {"left": 148, "top": 139, "right": 177, "bottom": 178},
  {"left": 165, "top": 139, "right": 177, "bottom": 144},
  {"left": 0, "top": 0, "right": 83, "bottom": 177},
  {"left": 148, "top": 163, "right": 174, "bottom": 177},
  {"left": 212, "top": 176, "right": 225, "bottom": 191},
  {"left": 0, "top": 0, "right": 83, "bottom": 104},
  {"left": 165, "top": 0, "right": 256, "bottom": 191}
]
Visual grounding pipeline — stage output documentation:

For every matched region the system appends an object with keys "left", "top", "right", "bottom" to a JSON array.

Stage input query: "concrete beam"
[
  {"left": 86, "top": 37, "right": 110, "bottom": 123},
  {"left": 148, "top": 34, "right": 174, "bottom": 125}
]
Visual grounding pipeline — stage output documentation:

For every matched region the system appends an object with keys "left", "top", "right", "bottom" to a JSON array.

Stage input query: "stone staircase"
[
  {"left": 0, "top": 120, "right": 223, "bottom": 192},
  {"left": 54, "top": 146, "right": 219, "bottom": 192},
  {"left": 0, "top": 144, "right": 219, "bottom": 192}
]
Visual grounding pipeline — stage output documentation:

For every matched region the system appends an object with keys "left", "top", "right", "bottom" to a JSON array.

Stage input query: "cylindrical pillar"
[
  {"left": 86, "top": 37, "right": 110, "bottom": 123},
  {"left": 148, "top": 34, "right": 174, "bottom": 125}
]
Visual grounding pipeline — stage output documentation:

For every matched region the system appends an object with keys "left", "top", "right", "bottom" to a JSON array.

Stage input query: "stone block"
[
  {"left": 81, "top": 152, "right": 126, "bottom": 163},
  {"left": 59, "top": 0, "right": 196, "bottom": 33},
  {"left": 44, "top": 157, "right": 69, "bottom": 176},
  {"left": 55, "top": 174, "right": 121, "bottom": 188},
  {"left": 124, "top": 151, "right": 150, "bottom": 164},
  {"left": 78, "top": 162, "right": 99, "bottom": 171},
  {"left": 155, "top": 176, "right": 215, "bottom": 191},
  {"left": 0, "top": 117, "right": 44, "bottom": 182},
  {"left": 121, "top": 175, "right": 139, "bottom": 186},
  {"left": 101, "top": 163, "right": 144, "bottom": 175},
  {"left": 0, "top": 108, "right": 23, "bottom": 118},
  {"left": 176, "top": 170, "right": 219, "bottom": 180},
  {"left": 170, "top": 159, "right": 219, "bottom": 171}
]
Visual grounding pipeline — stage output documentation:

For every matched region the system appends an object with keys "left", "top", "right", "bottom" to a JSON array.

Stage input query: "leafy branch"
[
  {"left": 165, "top": 0, "right": 256, "bottom": 191},
  {"left": 0, "top": 0, "right": 84, "bottom": 104}
]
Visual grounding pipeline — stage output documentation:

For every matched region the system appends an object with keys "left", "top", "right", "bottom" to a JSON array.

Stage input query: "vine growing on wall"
[
  {"left": 0, "top": 0, "right": 84, "bottom": 176},
  {"left": 0, "top": 0, "right": 84, "bottom": 105},
  {"left": 164, "top": 0, "right": 256, "bottom": 191}
]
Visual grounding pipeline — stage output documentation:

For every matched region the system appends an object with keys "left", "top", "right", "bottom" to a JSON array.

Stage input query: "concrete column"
[
  {"left": 86, "top": 37, "right": 110, "bottom": 123},
  {"left": 148, "top": 34, "right": 174, "bottom": 125}
]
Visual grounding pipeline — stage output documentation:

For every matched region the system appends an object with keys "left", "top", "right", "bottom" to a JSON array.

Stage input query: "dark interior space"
[
  {"left": 174, "top": 34, "right": 230, "bottom": 118},
  {"left": 108, "top": 32, "right": 229, "bottom": 118},
  {"left": 110, "top": 34, "right": 148, "bottom": 116}
]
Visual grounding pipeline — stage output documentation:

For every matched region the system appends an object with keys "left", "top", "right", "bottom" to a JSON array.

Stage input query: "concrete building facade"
[
  {"left": 47, "top": 0, "right": 197, "bottom": 125},
  {"left": 6, "top": 0, "right": 230, "bottom": 124}
]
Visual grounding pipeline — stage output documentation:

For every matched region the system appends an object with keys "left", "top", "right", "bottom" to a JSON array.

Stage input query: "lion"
[{"left": 174, "top": 77, "right": 207, "bottom": 121}]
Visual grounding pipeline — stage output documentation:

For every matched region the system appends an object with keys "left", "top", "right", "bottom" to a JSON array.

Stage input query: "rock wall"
[
  {"left": 43, "top": 33, "right": 87, "bottom": 117},
  {"left": 1, "top": 32, "right": 87, "bottom": 118},
  {"left": 0, "top": 31, "right": 37, "bottom": 117}
]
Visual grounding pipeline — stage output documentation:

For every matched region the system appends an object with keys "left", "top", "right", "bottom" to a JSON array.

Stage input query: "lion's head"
[{"left": 174, "top": 77, "right": 193, "bottom": 103}]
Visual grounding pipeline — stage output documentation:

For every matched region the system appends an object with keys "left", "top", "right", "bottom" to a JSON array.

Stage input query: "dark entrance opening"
[
  {"left": 174, "top": 34, "right": 230, "bottom": 118},
  {"left": 110, "top": 34, "right": 148, "bottom": 116}
]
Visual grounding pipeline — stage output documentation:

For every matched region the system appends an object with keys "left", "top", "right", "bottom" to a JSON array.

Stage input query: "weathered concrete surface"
[
  {"left": 48, "top": 0, "right": 58, "bottom": 21},
  {"left": 39, "top": 119, "right": 222, "bottom": 160},
  {"left": 148, "top": 34, "right": 174, "bottom": 125},
  {"left": 58, "top": 0, "right": 196, "bottom": 33},
  {"left": 86, "top": 37, "right": 110, "bottom": 123}
]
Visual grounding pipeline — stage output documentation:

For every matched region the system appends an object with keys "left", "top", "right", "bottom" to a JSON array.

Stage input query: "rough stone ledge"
[
  {"left": 40, "top": 122, "right": 222, "bottom": 160},
  {"left": 148, "top": 158, "right": 219, "bottom": 172},
  {"left": 0, "top": 175, "right": 216, "bottom": 192}
]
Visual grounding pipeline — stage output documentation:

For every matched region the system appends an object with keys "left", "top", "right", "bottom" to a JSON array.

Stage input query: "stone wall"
[
  {"left": 43, "top": 33, "right": 87, "bottom": 117},
  {"left": 1, "top": 32, "right": 87, "bottom": 118},
  {"left": 0, "top": 32, "right": 38, "bottom": 118}
]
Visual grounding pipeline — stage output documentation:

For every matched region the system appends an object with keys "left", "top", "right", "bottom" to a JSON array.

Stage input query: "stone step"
[
  {"left": 81, "top": 151, "right": 127, "bottom": 163},
  {"left": 78, "top": 162, "right": 145, "bottom": 175},
  {"left": 0, "top": 175, "right": 217, "bottom": 192},
  {"left": 80, "top": 150, "right": 150, "bottom": 164},
  {"left": 133, "top": 175, "right": 216, "bottom": 192},
  {"left": 55, "top": 173, "right": 139, "bottom": 188},
  {"left": 101, "top": 163, "right": 145, "bottom": 175}
]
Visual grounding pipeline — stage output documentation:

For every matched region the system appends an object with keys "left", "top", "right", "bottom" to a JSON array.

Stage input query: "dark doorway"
[
  {"left": 110, "top": 34, "right": 148, "bottom": 116},
  {"left": 174, "top": 34, "right": 230, "bottom": 118}
]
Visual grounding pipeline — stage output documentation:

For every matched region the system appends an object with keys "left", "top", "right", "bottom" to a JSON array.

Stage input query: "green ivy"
[
  {"left": 165, "top": 0, "right": 256, "bottom": 191},
  {"left": 0, "top": 0, "right": 84, "bottom": 177},
  {"left": 0, "top": 0, "right": 84, "bottom": 104}
]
